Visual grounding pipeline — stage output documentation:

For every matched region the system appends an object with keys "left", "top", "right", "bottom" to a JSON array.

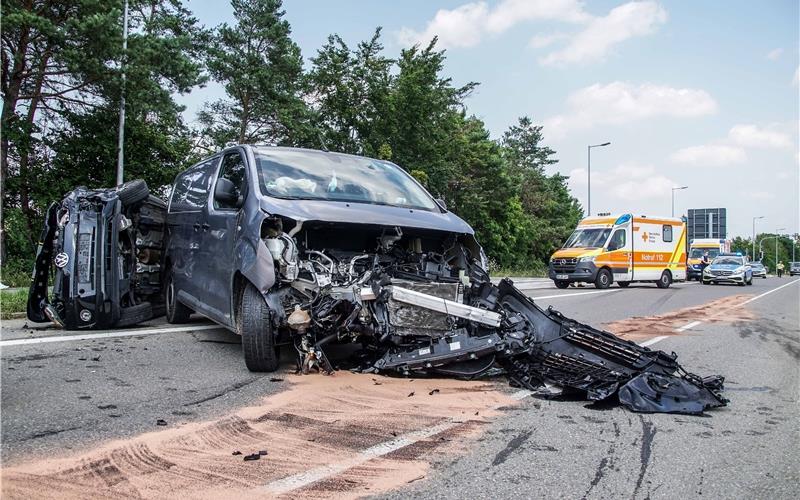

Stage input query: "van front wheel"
[
  {"left": 656, "top": 271, "right": 672, "bottom": 289},
  {"left": 594, "top": 269, "right": 612, "bottom": 289},
  {"left": 239, "top": 282, "right": 279, "bottom": 372},
  {"left": 554, "top": 280, "right": 570, "bottom": 289}
]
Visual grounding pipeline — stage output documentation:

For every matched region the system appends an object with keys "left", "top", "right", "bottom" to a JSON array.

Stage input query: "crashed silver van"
[{"left": 163, "top": 145, "right": 727, "bottom": 415}]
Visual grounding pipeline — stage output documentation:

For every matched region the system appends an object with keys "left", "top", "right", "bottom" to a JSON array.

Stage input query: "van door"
[
  {"left": 606, "top": 225, "right": 633, "bottom": 283},
  {"left": 167, "top": 160, "right": 215, "bottom": 306},
  {"left": 196, "top": 149, "right": 248, "bottom": 327}
]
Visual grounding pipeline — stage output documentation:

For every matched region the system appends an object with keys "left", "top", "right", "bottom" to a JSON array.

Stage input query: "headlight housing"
[{"left": 578, "top": 255, "right": 595, "bottom": 263}]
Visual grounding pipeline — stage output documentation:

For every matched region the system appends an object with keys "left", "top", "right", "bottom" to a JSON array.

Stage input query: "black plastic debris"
[
  {"left": 156, "top": 419, "right": 167, "bottom": 426},
  {"left": 243, "top": 453, "right": 260, "bottom": 461},
  {"left": 429, "top": 389, "right": 440, "bottom": 395},
  {"left": 232, "top": 451, "right": 242, "bottom": 456}
]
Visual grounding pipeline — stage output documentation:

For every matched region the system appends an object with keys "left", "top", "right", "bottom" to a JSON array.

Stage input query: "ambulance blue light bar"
[{"left": 615, "top": 214, "right": 632, "bottom": 225}]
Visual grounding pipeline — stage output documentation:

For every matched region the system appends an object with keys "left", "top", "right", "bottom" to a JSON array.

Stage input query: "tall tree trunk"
[{"left": 0, "top": 14, "right": 32, "bottom": 266}]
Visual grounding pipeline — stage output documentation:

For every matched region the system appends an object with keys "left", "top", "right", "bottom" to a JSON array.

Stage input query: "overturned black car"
[
  {"left": 28, "top": 180, "right": 165, "bottom": 329},
  {"left": 28, "top": 146, "right": 728, "bottom": 415}
]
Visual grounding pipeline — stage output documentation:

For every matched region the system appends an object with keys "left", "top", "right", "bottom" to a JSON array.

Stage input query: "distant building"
[{"left": 687, "top": 208, "right": 727, "bottom": 242}]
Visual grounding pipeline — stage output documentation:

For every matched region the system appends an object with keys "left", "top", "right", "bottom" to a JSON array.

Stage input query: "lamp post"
[
  {"left": 116, "top": 0, "right": 129, "bottom": 186},
  {"left": 752, "top": 216, "right": 764, "bottom": 261},
  {"left": 776, "top": 227, "right": 786, "bottom": 273},
  {"left": 587, "top": 142, "right": 611, "bottom": 216},
  {"left": 671, "top": 186, "right": 688, "bottom": 217}
]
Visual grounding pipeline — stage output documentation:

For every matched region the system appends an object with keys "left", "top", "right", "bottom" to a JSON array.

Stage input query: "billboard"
[{"left": 687, "top": 208, "right": 727, "bottom": 242}]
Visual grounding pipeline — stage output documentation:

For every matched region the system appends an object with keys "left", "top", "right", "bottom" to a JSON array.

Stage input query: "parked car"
[
  {"left": 27, "top": 181, "right": 166, "bottom": 329},
  {"left": 701, "top": 254, "right": 753, "bottom": 286},
  {"left": 790, "top": 262, "right": 800, "bottom": 276},
  {"left": 749, "top": 261, "right": 767, "bottom": 279}
]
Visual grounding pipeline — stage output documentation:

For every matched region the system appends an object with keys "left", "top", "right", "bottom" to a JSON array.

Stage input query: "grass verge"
[{"left": 1, "top": 288, "right": 28, "bottom": 320}]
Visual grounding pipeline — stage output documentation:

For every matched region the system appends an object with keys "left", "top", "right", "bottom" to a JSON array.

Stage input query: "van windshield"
[
  {"left": 253, "top": 148, "right": 438, "bottom": 211},
  {"left": 689, "top": 248, "right": 720, "bottom": 259},
  {"left": 563, "top": 228, "right": 611, "bottom": 248}
]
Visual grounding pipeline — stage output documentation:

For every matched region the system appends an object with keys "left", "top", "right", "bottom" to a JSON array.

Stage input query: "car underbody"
[{"left": 29, "top": 183, "right": 728, "bottom": 415}]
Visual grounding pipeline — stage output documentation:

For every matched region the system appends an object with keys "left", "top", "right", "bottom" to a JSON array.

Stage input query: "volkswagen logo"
[{"left": 54, "top": 252, "right": 69, "bottom": 268}]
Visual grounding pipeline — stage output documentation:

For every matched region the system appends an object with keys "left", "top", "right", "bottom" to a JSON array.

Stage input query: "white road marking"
[
  {"left": 530, "top": 289, "right": 621, "bottom": 300},
  {"left": 636, "top": 279, "right": 799, "bottom": 347},
  {"left": 264, "top": 422, "right": 456, "bottom": 494},
  {"left": 0, "top": 324, "right": 223, "bottom": 347},
  {"left": 639, "top": 336, "right": 669, "bottom": 347},
  {"left": 738, "top": 279, "right": 799, "bottom": 306},
  {"left": 675, "top": 320, "right": 702, "bottom": 332}
]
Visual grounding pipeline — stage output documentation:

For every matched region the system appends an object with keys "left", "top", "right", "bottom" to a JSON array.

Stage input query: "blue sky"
[{"left": 179, "top": 0, "right": 799, "bottom": 240}]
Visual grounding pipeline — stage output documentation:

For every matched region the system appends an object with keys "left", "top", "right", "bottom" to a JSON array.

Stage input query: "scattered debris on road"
[{"left": 156, "top": 419, "right": 167, "bottom": 426}]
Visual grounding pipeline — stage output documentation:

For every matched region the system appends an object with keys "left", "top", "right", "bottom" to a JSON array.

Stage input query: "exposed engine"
[{"left": 259, "top": 218, "right": 728, "bottom": 415}]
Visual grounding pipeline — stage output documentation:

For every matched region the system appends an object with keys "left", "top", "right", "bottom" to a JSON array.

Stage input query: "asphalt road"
[{"left": 2, "top": 277, "right": 798, "bottom": 499}]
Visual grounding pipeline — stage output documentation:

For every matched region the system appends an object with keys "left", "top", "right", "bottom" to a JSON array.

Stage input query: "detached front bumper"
[{"left": 548, "top": 261, "right": 598, "bottom": 283}]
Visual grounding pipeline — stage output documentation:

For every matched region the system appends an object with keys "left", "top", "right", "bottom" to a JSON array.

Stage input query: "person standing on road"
[
  {"left": 777, "top": 261, "right": 784, "bottom": 278},
  {"left": 700, "top": 251, "right": 711, "bottom": 274}
]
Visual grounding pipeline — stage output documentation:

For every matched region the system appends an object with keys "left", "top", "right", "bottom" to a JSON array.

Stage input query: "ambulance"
[
  {"left": 548, "top": 213, "right": 687, "bottom": 289},
  {"left": 686, "top": 238, "right": 731, "bottom": 280}
]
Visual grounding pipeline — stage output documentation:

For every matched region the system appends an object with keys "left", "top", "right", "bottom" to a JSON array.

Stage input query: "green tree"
[
  {"left": 198, "top": 0, "right": 306, "bottom": 149},
  {"left": 501, "top": 117, "right": 582, "bottom": 265},
  {"left": 306, "top": 28, "right": 394, "bottom": 155},
  {"left": 1, "top": 0, "right": 207, "bottom": 279}
]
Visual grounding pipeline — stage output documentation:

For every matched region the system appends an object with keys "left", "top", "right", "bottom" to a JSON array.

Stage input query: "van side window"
[
  {"left": 609, "top": 229, "right": 626, "bottom": 250},
  {"left": 215, "top": 151, "right": 247, "bottom": 210},
  {"left": 170, "top": 160, "right": 214, "bottom": 212},
  {"left": 663, "top": 225, "right": 673, "bottom": 242}
]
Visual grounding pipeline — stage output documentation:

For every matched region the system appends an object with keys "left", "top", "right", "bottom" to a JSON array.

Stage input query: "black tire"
[
  {"left": 239, "top": 282, "right": 279, "bottom": 372},
  {"left": 116, "top": 302, "right": 154, "bottom": 327},
  {"left": 594, "top": 269, "right": 612, "bottom": 289},
  {"left": 617, "top": 281, "right": 630, "bottom": 288},
  {"left": 165, "top": 272, "right": 192, "bottom": 324},
  {"left": 117, "top": 179, "right": 149, "bottom": 206},
  {"left": 701, "top": 279, "right": 709, "bottom": 285},
  {"left": 554, "top": 280, "right": 570, "bottom": 289},
  {"left": 656, "top": 271, "right": 672, "bottom": 289}
]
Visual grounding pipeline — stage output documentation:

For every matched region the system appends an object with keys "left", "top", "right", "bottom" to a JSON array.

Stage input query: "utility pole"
[
  {"left": 776, "top": 227, "right": 786, "bottom": 272},
  {"left": 116, "top": 0, "right": 129, "bottom": 186},
  {"left": 587, "top": 142, "right": 610, "bottom": 216},
  {"left": 752, "top": 216, "right": 764, "bottom": 263}
]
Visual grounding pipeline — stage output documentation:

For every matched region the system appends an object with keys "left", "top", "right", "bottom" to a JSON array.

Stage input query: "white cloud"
[
  {"left": 766, "top": 48, "right": 783, "bottom": 60},
  {"left": 543, "top": 81, "right": 717, "bottom": 138},
  {"left": 670, "top": 145, "right": 747, "bottom": 166},
  {"left": 539, "top": 1, "right": 667, "bottom": 66},
  {"left": 568, "top": 163, "right": 676, "bottom": 201},
  {"left": 397, "top": 0, "right": 589, "bottom": 49},
  {"left": 397, "top": 2, "right": 488, "bottom": 49},
  {"left": 729, "top": 124, "right": 792, "bottom": 149},
  {"left": 528, "top": 32, "right": 568, "bottom": 49},
  {"left": 486, "top": 0, "right": 590, "bottom": 33}
]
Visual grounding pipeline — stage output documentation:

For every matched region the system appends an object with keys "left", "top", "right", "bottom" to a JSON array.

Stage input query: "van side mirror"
[
  {"left": 435, "top": 198, "right": 448, "bottom": 211},
  {"left": 214, "top": 178, "right": 241, "bottom": 208}
]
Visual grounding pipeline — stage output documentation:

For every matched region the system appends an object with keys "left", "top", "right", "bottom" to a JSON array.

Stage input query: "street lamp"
[
  {"left": 671, "top": 186, "right": 688, "bottom": 217},
  {"left": 587, "top": 142, "right": 611, "bottom": 216},
  {"left": 752, "top": 216, "right": 764, "bottom": 261},
  {"left": 776, "top": 227, "right": 786, "bottom": 273}
]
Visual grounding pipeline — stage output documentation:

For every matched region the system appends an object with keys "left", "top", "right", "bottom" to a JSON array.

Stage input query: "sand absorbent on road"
[{"left": 1, "top": 372, "right": 515, "bottom": 499}]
